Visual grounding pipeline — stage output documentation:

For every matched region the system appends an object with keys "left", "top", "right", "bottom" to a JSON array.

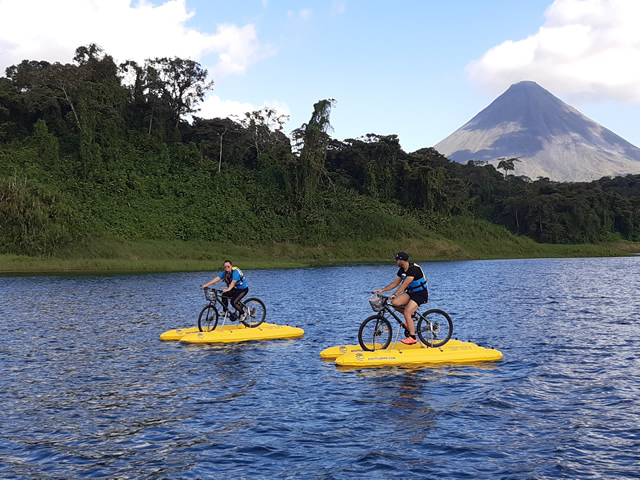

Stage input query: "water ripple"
[{"left": 1, "top": 258, "right": 640, "bottom": 478}]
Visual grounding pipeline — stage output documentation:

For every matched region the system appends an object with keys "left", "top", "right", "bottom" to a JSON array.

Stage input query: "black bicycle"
[
  {"left": 198, "top": 288, "right": 267, "bottom": 332},
  {"left": 358, "top": 293, "right": 453, "bottom": 351}
]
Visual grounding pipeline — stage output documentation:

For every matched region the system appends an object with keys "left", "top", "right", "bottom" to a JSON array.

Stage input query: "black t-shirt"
[
  {"left": 397, "top": 263, "right": 428, "bottom": 292},
  {"left": 397, "top": 264, "right": 424, "bottom": 281}
]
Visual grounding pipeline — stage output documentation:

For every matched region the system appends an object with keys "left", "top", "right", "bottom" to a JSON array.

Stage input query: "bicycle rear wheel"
[
  {"left": 416, "top": 309, "right": 453, "bottom": 347},
  {"left": 358, "top": 315, "right": 392, "bottom": 351},
  {"left": 198, "top": 304, "right": 219, "bottom": 332},
  {"left": 241, "top": 298, "right": 266, "bottom": 328}
]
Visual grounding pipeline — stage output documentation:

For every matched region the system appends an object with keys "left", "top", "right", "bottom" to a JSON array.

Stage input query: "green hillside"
[{"left": 1, "top": 45, "right": 639, "bottom": 273}]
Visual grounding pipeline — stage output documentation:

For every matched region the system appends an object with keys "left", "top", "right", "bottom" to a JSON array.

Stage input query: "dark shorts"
[{"left": 408, "top": 288, "right": 428, "bottom": 306}]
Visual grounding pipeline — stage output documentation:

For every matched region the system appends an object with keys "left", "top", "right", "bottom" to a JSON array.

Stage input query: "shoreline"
[{"left": 1, "top": 238, "right": 638, "bottom": 276}]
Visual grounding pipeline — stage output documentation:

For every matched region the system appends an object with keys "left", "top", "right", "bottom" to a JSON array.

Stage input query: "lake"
[{"left": 1, "top": 257, "right": 639, "bottom": 479}]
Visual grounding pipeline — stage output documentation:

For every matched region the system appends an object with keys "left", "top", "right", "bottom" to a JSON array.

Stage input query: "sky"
[{"left": 1, "top": 0, "right": 639, "bottom": 153}]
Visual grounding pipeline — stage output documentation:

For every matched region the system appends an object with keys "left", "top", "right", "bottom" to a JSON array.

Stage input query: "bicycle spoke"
[
  {"left": 358, "top": 315, "right": 392, "bottom": 351},
  {"left": 416, "top": 309, "right": 453, "bottom": 347},
  {"left": 198, "top": 305, "right": 219, "bottom": 332},
  {"left": 241, "top": 298, "right": 266, "bottom": 328}
]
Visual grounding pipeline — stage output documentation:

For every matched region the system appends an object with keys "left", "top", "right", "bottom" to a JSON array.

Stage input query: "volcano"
[{"left": 434, "top": 81, "right": 640, "bottom": 182}]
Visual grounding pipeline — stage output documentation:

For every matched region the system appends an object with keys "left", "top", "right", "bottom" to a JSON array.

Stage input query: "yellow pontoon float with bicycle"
[
  {"left": 161, "top": 323, "right": 304, "bottom": 343},
  {"left": 181, "top": 323, "right": 303, "bottom": 344},
  {"left": 321, "top": 339, "right": 502, "bottom": 367},
  {"left": 160, "top": 287, "right": 304, "bottom": 343},
  {"left": 321, "top": 293, "right": 503, "bottom": 368}
]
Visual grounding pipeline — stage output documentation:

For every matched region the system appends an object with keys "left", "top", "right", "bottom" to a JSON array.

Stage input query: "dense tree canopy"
[{"left": 1, "top": 45, "right": 640, "bottom": 255}]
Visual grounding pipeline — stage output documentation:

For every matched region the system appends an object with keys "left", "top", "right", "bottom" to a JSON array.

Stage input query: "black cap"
[{"left": 395, "top": 252, "right": 409, "bottom": 261}]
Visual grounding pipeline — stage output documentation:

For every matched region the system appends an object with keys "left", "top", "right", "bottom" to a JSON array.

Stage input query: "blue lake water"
[{"left": 1, "top": 257, "right": 639, "bottom": 479}]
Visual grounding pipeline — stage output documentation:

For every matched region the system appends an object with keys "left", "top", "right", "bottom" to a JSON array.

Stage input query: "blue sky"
[{"left": 1, "top": 0, "right": 639, "bottom": 152}]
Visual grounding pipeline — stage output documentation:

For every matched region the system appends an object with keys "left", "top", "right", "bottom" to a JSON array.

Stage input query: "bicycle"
[
  {"left": 358, "top": 293, "right": 453, "bottom": 351},
  {"left": 198, "top": 288, "right": 267, "bottom": 332}
]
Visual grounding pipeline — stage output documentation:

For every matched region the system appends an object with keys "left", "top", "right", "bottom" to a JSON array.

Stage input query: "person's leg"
[
  {"left": 403, "top": 290, "right": 428, "bottom": 341},
  {"left": 403, "top": 300, "right": 419, "bottom": 336},
  {"left": 392, "top": 293, "right": 413, "bottom": 333},
  {"left": 231, "top": 289, "right": 248, "bottom": 313},
  {"left": 221, "top": 291, "right": 231, "bottom": 312}
]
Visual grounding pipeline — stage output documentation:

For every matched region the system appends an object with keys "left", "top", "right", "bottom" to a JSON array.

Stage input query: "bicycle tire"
[
  {"left": 358, "top": 315, "right": 392, "bottom": 352},
  {"left": 416, "top": 309, "right": 453, "bottom": 348},
  {"left": 198, "top": 304, "right": 219, "bottom": 332},
  {"left": 240, "top": 297, "right": 266, "bottom": 328}
]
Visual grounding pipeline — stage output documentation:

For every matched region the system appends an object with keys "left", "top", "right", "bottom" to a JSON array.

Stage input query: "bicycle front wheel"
[
  {"left": 198, "top": 304, "right": 219, "bottom": 332},
  {"left": 358, "top": 315, "right": 392, "bottom": 352},
  {"left": 416, "top": 309, "right": 453, "bottom": 347},
  {"left": 241, "top": 298, "right": 266, "bottom": 328}
]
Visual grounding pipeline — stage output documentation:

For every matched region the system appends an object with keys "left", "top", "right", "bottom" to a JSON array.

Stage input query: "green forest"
[{"left": 1, "top": 45, "right": 639, "bottom": 267}]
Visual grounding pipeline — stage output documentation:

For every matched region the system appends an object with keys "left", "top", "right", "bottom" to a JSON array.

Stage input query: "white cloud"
[
  {"left": 466, "top": 0, "right": 640, "bottom": 103},
  {"left": 287, "top": 8, "right": 313, "bottom": 21},
  {"left": 197, "top": 95, "right": 290, "bottom": 125},
  {"left": 0, "top": 0, "right": 273, "bottom": 78},
  {"left": 331, "top": 1, "right": 346, "bottom": 16},
  {"left": 207, "top": 23, "right": 276, "bottom": 77},
  {"left": 299, "top": 8, "right": 313, "bottom": 20},
  {"left": 197, "top": 95, "right": 256, "bottom": 121}
]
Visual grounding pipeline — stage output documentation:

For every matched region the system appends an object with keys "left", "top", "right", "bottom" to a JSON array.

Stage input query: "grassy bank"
[{"left": 1, "top": 225, "right": 637, "bottom": 275}]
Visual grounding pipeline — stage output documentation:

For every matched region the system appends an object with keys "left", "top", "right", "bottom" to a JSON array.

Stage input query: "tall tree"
[
  {"left": 145, "top": 57, "right": 214, "bottom": 129},
  {"left": 497, "top": 157, "right": 520, "bottom": 178},
  {"left": 238, "top": 106, "right": 289, "bottom": 158},
  {"left": 6, "top": 59, "right": 82, "bottom": 129},
  {"left": 291, "top": 99, "right": 335, "bottom": 206}
]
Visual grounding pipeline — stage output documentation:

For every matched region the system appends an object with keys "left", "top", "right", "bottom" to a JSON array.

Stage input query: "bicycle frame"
[
  {"left": 378, "top": 302, "right": 413, "bottom": 342},
  {"left": 205, "top": 288, "right": 239, "bottom": 325},
  {"left": 199, "top": 287, "right": 267, "bottom": 331}
]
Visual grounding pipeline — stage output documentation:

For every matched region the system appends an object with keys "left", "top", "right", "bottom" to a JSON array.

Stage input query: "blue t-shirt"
[{"left": 217, "top": 267, "right": 248, "bottom": 290}]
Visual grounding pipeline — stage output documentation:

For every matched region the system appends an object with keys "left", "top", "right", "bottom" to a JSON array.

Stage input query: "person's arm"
[
  {"left": 223, "top": 279, "right": 237, "bottom": 292},
  {"left": 392, "top": 275, "right": 414, "bottom": 297},
  {"left": 223, "top": 270, "right": 240, "bottom": 292},
  {"left": 201, "top": 276, "right": 221, "bottom": 289},
  {"left": 373, "top": 277, "right": 401, "bottom": 294}
]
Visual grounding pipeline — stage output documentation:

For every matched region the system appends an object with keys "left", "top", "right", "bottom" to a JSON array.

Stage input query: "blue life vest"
[
  {"left": 220, "top": 266, "right": 248, "bottom": 289},
  {"left": 404, "top": 263, "right": 428, "bottom": 292}
]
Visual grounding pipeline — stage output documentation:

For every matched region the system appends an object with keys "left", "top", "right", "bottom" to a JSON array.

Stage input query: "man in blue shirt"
[
  {"left": 373, "top": 252, "right": 429, "bottom": 345},
  {"left": 201, "top": 260, "right": 249, "bottom": 320}
]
